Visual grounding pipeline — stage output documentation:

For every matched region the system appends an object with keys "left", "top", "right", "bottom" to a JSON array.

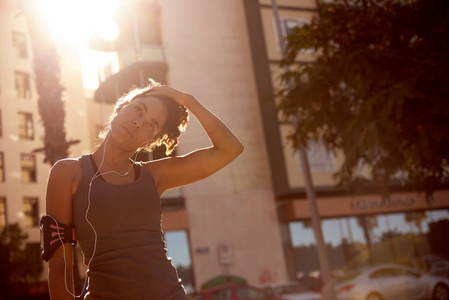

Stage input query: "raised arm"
[
  {"left": 46, "top": 159, "right": 79, "bottom": 300},
  {"left": 148, "top": 86, "right": 244, "bottom": 194}
]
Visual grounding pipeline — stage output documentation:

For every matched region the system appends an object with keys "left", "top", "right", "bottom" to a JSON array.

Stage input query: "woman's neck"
[{"left": 92, "top": 137, "right": 136, "bottom": 169}]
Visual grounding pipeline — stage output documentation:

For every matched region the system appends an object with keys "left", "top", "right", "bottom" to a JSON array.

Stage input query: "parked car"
[
  {"left": 322, "top": 264, "right": 449, "bottom": 300},
  {"left": 413, "top": 255, "right": 449, "bottom": 278},
  {"left": 429, "top": 260, "right": 449, "bottom": 278},
  {"left": 187, "top": 283, "right": 286, "bottom": 300},
  {"left": 262, "top": 282, "right": 321, "bottom": 300}
]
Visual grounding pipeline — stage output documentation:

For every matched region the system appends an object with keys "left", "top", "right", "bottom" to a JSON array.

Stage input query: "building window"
[
  {"left": 18, "top": 112, "right": 34, "bottom": 140},
  {"left": 15, "top": 71, "right": 31, "bottom": 99},
  {"left": 0, "top": 152, "right": 4, "bottom": 182},
  {"left": 12, "top": 32, "right": 28, "bottom": 59},
  {"left": 296, "top": 140, "right": 336, "bottom": 173},
  {"left": 23, "top": 197, "right": 39, "bottom": 227},
  {"left": 0, "top": 197, "right": 7, "bottom": 227},
  {"left": 276, "top": 17, "right": 311, "bottom": 53},
  {"left": 280, "top": 18, "right": 308, "bottom": 38},
  {"left": 20, "top": 154, "right": 37, "bottom": 183},
  {"left": 164, "top": 230, "right": 194, "bottom": 293}
]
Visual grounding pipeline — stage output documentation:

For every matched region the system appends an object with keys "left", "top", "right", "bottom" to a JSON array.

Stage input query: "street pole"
[{"left": 271, "top": 0, "right": 334, "bottom": 287}]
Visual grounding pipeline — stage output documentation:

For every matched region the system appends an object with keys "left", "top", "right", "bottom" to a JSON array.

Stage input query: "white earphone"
[{"left": 54, "top": 131, "right": 136, "bottom": 297}]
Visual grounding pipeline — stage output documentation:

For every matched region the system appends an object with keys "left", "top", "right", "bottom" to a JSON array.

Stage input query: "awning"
[{"left": 93, "top": 61, "right": 168, "bottom": 104}]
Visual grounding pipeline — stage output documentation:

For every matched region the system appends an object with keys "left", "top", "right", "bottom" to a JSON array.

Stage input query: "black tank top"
[{"left": 72, "top": 154, "right": 185, "bottom": 299}]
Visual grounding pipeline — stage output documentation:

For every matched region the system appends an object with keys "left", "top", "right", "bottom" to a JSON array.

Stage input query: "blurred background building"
[
  {"left": 0, "top": 0, "right": 448, "bottom": 295},
  {"left": 0, "top": 0, "right": 92, "bottom": 289}
]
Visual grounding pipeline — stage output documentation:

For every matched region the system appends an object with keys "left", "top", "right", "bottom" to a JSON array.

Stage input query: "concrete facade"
[{"left": 159, "top": 0, "right": 288, "bottom": 286}]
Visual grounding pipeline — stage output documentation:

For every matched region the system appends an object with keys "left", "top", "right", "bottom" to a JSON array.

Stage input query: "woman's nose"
[{"left": 133, "top": 118, "right": 143, "bottom": 129}]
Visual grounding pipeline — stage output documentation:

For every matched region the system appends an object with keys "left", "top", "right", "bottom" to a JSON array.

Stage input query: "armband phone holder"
[{"left": 40, "top": 215, "right": 77, "bottom": 262}]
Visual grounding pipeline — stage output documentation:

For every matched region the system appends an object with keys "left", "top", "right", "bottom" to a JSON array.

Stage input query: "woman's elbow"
[
  {"left": 236, "top": 142, "right": 244, "bottom": 156},
  {"left": 230, "top": 140, "right": 244, "bottom": 159}
]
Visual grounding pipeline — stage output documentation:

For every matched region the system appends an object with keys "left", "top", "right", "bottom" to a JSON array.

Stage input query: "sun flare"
[{"left": 37, "top": 0, "right": 120, "bottom": 47}]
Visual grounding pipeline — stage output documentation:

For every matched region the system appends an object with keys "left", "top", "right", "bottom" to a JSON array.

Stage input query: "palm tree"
[
  {"left": 405, "top": 211, "right": 427, "bottom": 236},
  {"left": 357, "top": 215, "right": 378, "bottom": 264},
  {"left": 18, "top": 0, "right": 79, "bottom": 166},
  {"left": 18, "top": 0, "right": 81, "bottom": 294},
  {"left": 405, "top": 211, "right": 427, "bottom": 258}
]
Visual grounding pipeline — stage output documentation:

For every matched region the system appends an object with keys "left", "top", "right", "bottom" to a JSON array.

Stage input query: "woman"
[{"left": 44, "top": 82, "right": 244, "bottom": 299}]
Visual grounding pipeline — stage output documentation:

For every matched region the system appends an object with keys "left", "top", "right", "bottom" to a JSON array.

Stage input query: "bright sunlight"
[
  {"left": 36, "top": 0, "right": 121, "bottom": 89},
  {"left": 37, "top": 0, "right": 120, "bottom": 47}
]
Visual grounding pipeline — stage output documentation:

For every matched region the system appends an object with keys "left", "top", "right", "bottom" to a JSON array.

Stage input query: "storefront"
[{"left": 281, "top": 191, "right": 449, "bottom": 281}]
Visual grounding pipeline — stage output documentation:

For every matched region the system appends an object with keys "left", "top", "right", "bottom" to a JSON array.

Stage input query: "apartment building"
[{"left": 0, "top": 0, "right": 91, "bottom": 281}]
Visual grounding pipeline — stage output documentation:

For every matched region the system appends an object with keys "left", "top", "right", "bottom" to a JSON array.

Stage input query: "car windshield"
[{"left": 274, "top": 284, "right": 307, "bottom": 295}]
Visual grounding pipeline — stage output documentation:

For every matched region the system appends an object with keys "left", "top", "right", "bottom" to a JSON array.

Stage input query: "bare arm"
[
  {"left": 148, "top": 86, "right": 244, "bottom": 194},
  {"left": 46, "top": 159, "right": 79, "bottom": 300}
]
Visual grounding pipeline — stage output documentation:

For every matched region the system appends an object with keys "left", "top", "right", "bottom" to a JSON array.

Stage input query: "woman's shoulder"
[
  {"left": 52, "top": 157, "right": 82, "bottom": 171},
  {"left": 49, "top": 157, "right": 84, "bottom": 197},
  {"left": 49, "top": 157, "right": 83, "bottom": 182}
]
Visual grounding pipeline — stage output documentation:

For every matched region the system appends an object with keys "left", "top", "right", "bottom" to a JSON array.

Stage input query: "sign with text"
[
  {"left": 352, "top": 196, "right": 415, "bottom": 211},
  {"left": 218, "top": 244, "right": 233, "bottom": 266}
]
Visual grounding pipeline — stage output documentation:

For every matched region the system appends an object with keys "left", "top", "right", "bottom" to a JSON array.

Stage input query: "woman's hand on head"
[
  {"left": 146, "top": 85, "right": 243, "bottom": 194},
  {"left": 148, "top": 86, "right": 194, "bottom": 107}
]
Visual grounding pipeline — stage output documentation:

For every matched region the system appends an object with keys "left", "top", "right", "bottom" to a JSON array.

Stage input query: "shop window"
[
  {"left": 12, "top": 31, "right": 28, "bottom": 59},
  {"left": 18, "top": 112, "right": 34, "bottom": 140},
  {"left": 0, "top": 197, "right": 7, "bottom": 227},
  {"left": 23, "top": 197, "right": 39, "bottom": 227},
  {"left": 164, "top": 230, "right": 194, "bottom": 293},
  {"left": 289, "top": 211, "right": 449, "bottom": 277},
  {"left": 0, "top": 152, "right": 4, "bottom": 182},
  {"left": 15, "top": 71, "right": 31, "bottom": 99},
  {"left": 20, "top": 154, "right": 37, "bottom": 183}
]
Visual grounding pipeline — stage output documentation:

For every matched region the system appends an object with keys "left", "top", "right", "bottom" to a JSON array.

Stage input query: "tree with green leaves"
[
  {"left": 0, "top": 223, "right": 43, "bottom": 298},
  {"left": 277, "top": 0, "right": 449, "bottom": 196}
]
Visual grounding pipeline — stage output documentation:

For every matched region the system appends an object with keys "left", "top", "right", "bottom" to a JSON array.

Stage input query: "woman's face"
[{"left": 110, "top": 96, "right": 169, "bottom": 150}]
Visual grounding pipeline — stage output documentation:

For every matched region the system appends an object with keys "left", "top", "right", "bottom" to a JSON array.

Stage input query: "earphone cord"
[{"left": 56, "top": 132, "right": 136, "bottom": 298}]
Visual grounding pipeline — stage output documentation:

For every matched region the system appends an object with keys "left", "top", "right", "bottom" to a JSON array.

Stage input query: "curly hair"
[{"left": 100, "top": 80, "right": 189, "bottom": 155}]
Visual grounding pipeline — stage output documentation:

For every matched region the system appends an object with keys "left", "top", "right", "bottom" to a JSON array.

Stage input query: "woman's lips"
[{"left": 123, "top": 126, "right": 133, "bottom": 138}]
